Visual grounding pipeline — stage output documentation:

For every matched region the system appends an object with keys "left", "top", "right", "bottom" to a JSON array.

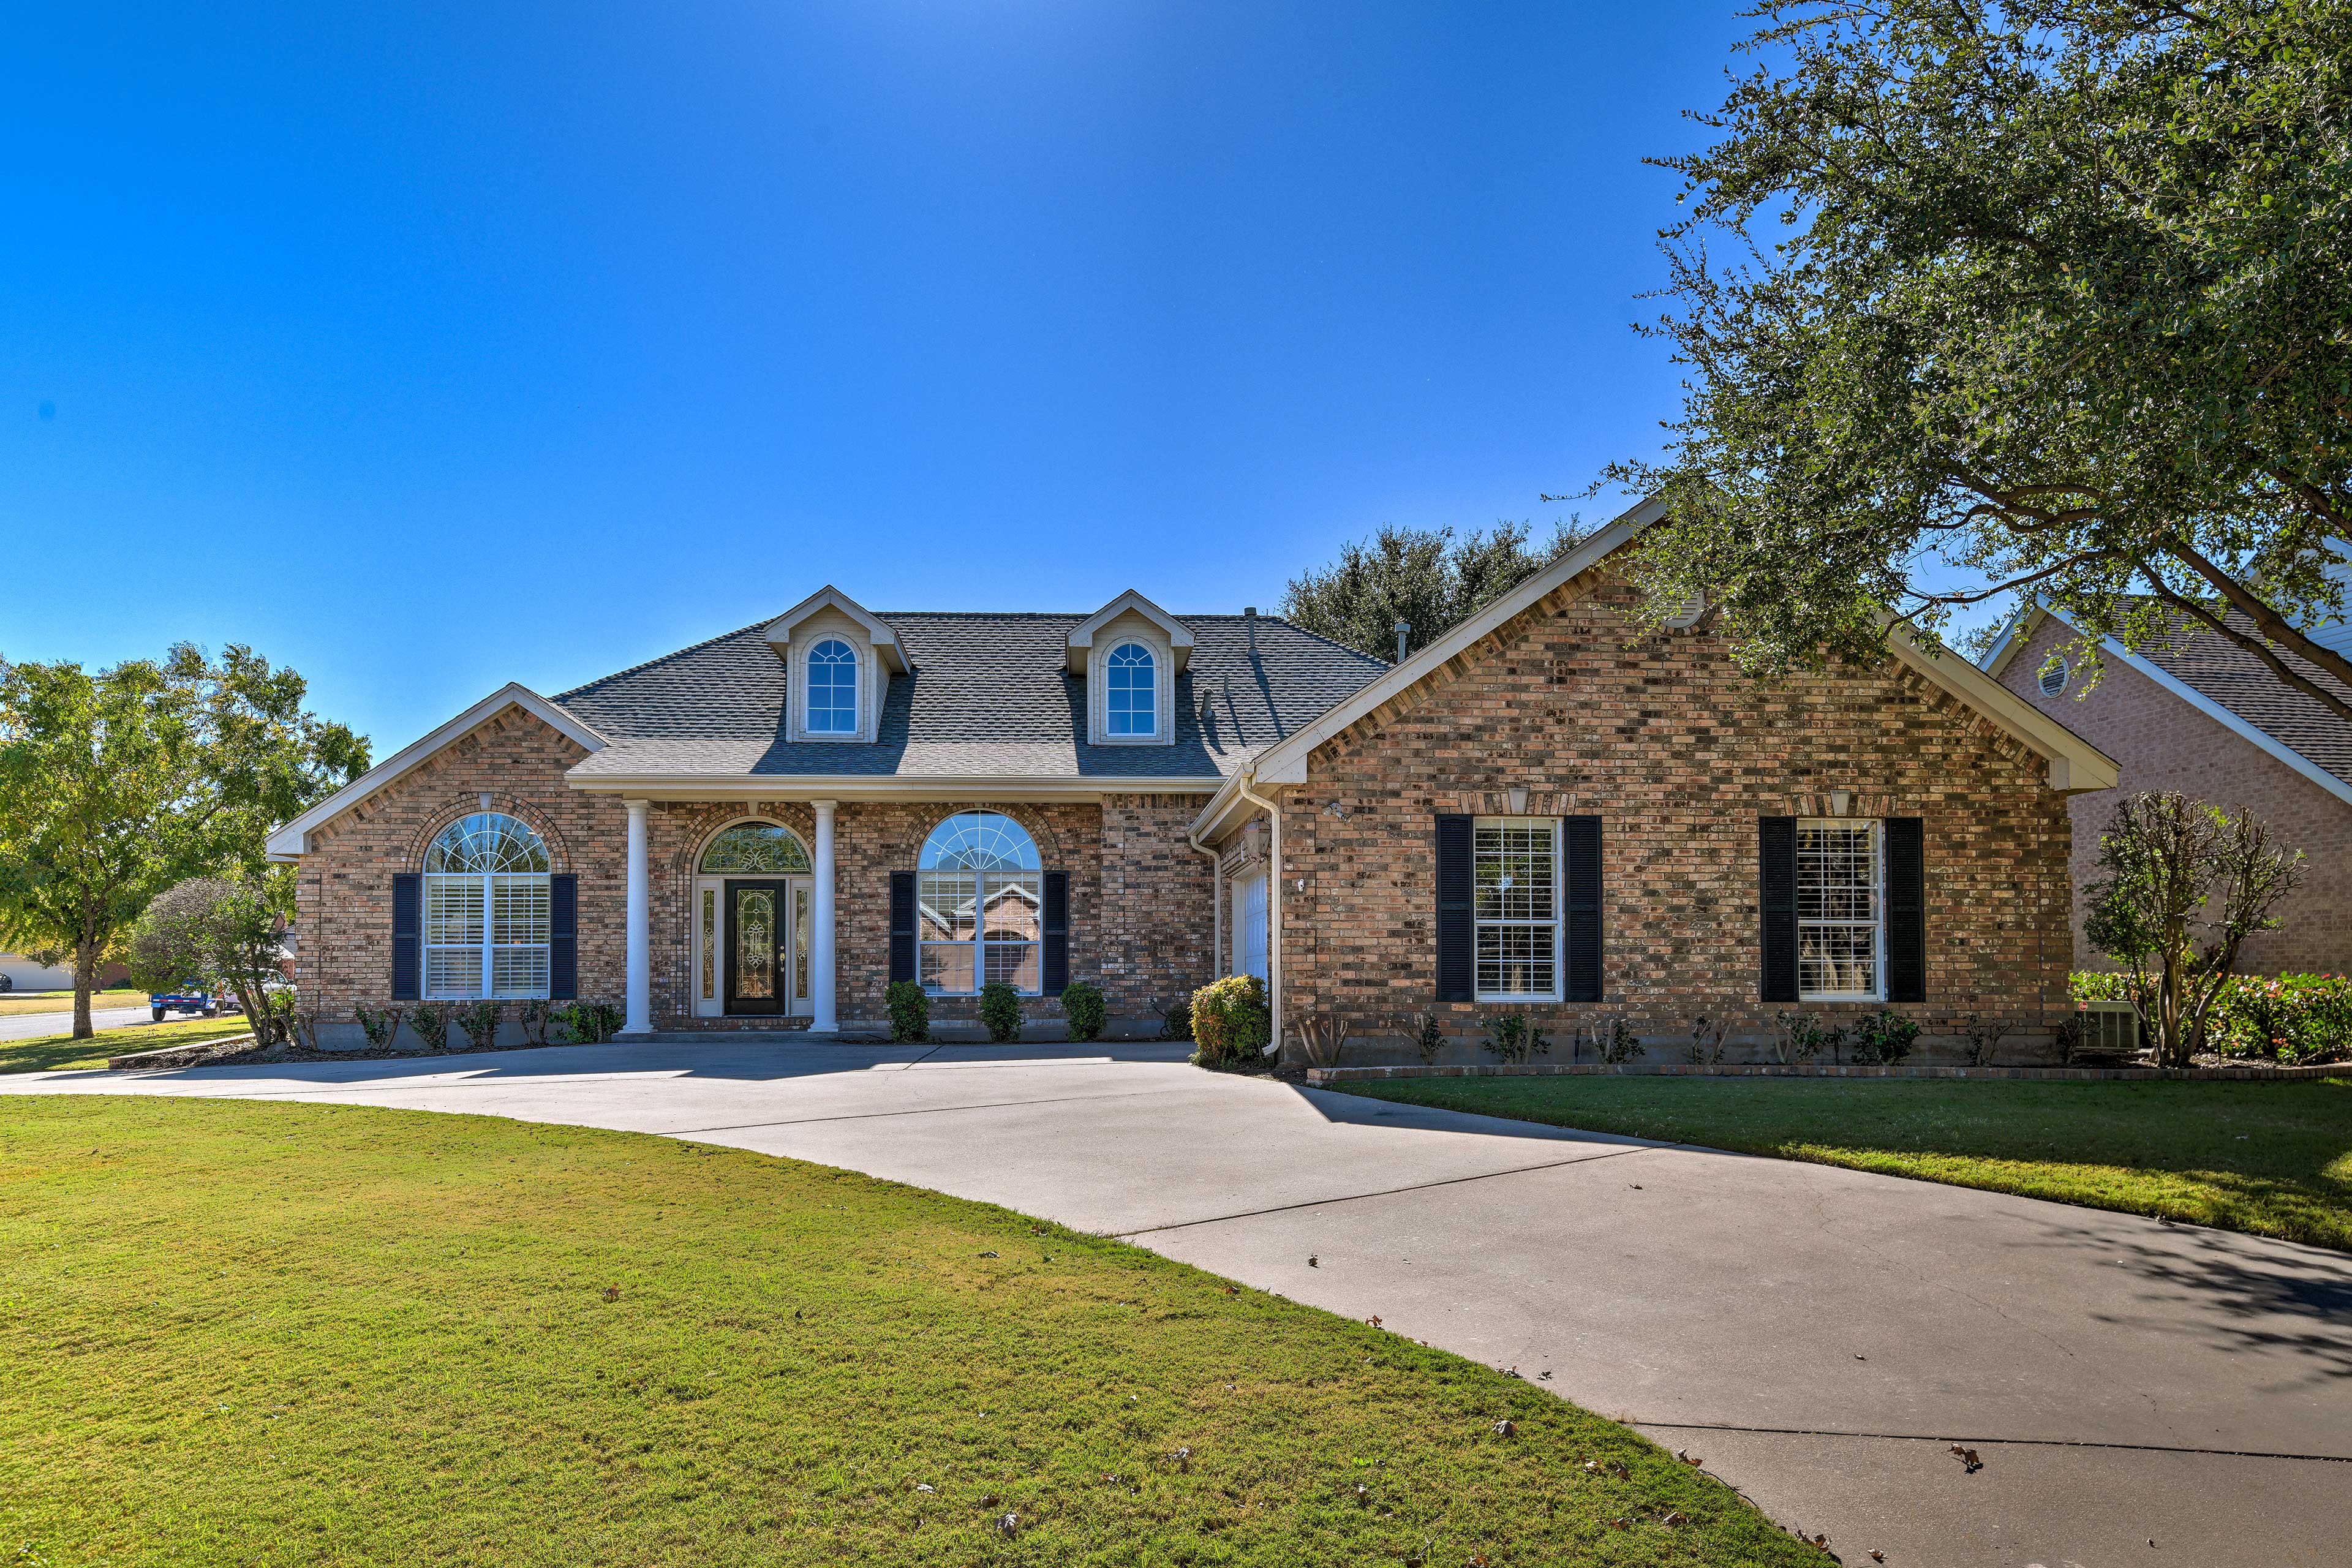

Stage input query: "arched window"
[
  {"left": 1106, "top": 642, "right": 1156, "bottom": 736},
  {"left": 917, "top": 811, "right": 1041, "bottom": 995},
  {"left": 807, "top": 638, "right": 858, "bottom": 735},
  {"left": 421, "top": 813, "right": 551, "bottom": 1000},
  {"left": 699, "top": 821, "right": 812, "bottom": 873}
]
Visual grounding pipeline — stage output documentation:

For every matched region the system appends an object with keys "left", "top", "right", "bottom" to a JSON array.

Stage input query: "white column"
[
  {"left": 811, "top": 799, "right": 837, "bottom": 1032},
  {"left": 622, "top": 798, "right": 651, "bottom": 1036}
]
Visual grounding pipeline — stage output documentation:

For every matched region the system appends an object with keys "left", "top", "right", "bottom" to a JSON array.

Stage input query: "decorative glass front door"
[
  {"left": 725, "top": 880, "right": 786, "bottom": 1015},
  {"left": 707, "top": 877, "right": 812, "bottom": 1017}
]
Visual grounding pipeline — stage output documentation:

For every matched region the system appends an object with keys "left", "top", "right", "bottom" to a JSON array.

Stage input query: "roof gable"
[
  {"left": 265, "top": 685, "right": 605, "bottom": 859},
  {"left": 1232, "top": 496, "right": 2117, "bottom": 796},
  {"left": 762, "top": 586, "right": 908, "bottom": 674},
  {"left": 1066, "top": 590, "right": 1194, "bottom": 674}
]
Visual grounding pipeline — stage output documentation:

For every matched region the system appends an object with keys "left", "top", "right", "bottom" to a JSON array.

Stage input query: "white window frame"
[
  {"left": 1473, "top": 816, "right": 1562, "bottom": 1004},
  {"left": 916, "top": 812, "right": 1044, "bottom": 998},
  {"left": 805, "top": 638, "right": 859, "bottom": 736},
  {"left": 1105, "top": 642, "right": 1157, "bottom": 737},
  {"left": 420, "top": 813, "right": 551, "bottom": 1001},
  {"left": 1796, "top": 818, "right": 1886, "bottom": 1003}
]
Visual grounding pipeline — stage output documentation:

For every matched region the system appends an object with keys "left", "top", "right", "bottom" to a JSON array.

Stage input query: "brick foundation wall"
[
  {"left": 293, "top": 709, "right": 627, "bottom": 1018},
  {"left": 1270, "top": 573, "right": 2078, "bottom": 1053},
  {"left": 1993, "top": 615, "right": 2352, "bottom": 972}
]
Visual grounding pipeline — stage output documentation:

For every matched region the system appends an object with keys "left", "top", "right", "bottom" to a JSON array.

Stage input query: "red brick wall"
[
  {"left": 1993, "top": 615, "right": 2352, "bottom": 972},
  {"left": 1272, "top": 573, "right": 2078, "bottom": 1054},
  {"left": 293, "top": 708, "right": 627, "bottom": 1018}
]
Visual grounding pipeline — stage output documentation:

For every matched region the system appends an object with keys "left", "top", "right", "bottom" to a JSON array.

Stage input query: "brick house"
[
  {"left": 1981, "top": 601, "right": 2352, "bottom": 973},
  {"left": 273, "top": 500, "right": 2117, "bottom": 1055}
]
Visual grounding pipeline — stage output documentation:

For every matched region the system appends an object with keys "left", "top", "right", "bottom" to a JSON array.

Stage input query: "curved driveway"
[{"left": 9, "top": 1037, "right": 2349, "bottom": 1565}]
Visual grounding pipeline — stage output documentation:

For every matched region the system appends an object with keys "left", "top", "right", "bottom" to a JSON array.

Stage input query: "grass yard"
[
  {"left": 0, "top": 988, "right": 147, "bottom": 1017},
  {"left": 0, "top": 1096, "right": 1820, "bottom": 1566},
  {"left": 1333, "top": 1076, "right": 2352, "bottom": 1251},
  {"left": 0, "top": 1017, "right": 252, "bottom": 1077}
]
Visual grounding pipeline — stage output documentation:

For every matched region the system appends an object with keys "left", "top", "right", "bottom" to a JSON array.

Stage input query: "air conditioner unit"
[{"left": 2081, "top": 1000, "right": 2139, "bottom": 1055}]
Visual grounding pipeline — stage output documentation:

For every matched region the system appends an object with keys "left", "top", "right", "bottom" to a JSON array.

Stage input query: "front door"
[{"left": 724, "top": 880, "right": 789, "bottom": 1016}]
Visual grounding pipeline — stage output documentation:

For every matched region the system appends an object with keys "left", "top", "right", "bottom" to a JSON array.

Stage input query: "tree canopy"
[
  {"left": 1602, "top": 0, "right": 2352, "bottom": 718},
  {"left": 0, "top": 644, "right": 366, "bottom": 1038},
  {"left": 1282, "top": 521, "right": 1584, "bottom": 662}
]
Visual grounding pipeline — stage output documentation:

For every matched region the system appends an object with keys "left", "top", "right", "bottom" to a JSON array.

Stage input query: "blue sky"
[{"left": 3, "top": 2, "right": 1760, "bottom": 753}]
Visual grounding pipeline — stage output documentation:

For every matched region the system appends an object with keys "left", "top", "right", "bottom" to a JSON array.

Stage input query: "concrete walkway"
[{"left": 8, "top": 1036, "right": 2348, "bottom": 1566}]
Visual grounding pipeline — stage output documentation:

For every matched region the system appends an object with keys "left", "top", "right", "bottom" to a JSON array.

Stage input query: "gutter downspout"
[{"left": 1235, "top": 769, "right": 1284, "bottom": 1055}]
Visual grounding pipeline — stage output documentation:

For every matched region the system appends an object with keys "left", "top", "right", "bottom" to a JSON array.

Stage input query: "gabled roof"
[
  {"left": 1066, "top": 590, "right": 1194, "bottom": 674},
  {"left": 552, "top": 611, "right": 1386, "bottom": 788},
  {"left": 265, "top": 685, "right": 605, "bottom": 860},
  {"left": 762, "top": 586, "right": 908, "bottom": 674},
  {"left": 1983, "top": 601, "right": 2352, "bottom": 805},
  {"left": 1193, "top": 497, "right": 2119, "bottom": 839}
]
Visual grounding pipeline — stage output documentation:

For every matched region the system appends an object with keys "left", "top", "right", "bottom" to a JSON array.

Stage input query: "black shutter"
[
  {"left": 1434, "top": 814, "right": 1474, "bottom": 1002},
  {"left": 889, "top": 871, "right": 917, "bottom": 984},
  {"left": 548, "top": 873, "right": 578, "bottom": 1000},
  {"left": 1564, "top": 815, "right": 1602, "bottom": 1003},
  {"left": 1885, "top": 817, "right": 1925, "bottom": 1003},
  {"left": 1041, "top": 870, "right": 1069, "bottom": 996},
  {"left": 1759, "top": 817, "right": 1798, "bottom": 1003},
  {"left": 391, "top": 873, "right": 421, "bottom": 1001}
]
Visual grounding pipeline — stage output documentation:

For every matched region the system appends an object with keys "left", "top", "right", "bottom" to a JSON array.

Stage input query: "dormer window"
[
  {"left": 1069, "top": 590, "right": 1191, "bottom": 746},
  {"left": 806, "top": 639, "right": 858, "bottom": 735},
  {"left": 1106, "top": 643, "right": 1156, "bottom": 736}
]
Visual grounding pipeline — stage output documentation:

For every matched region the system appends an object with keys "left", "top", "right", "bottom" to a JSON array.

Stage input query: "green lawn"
[
  {"left": 0, "top": 1017, "right": 253, "bottom": 1076},
  {"left": 0, "top": 1097, "right": 1819, "bottom": 1566},
  {"left": 1333, "top": 1076, "right": 2352, "bottom": 1251},
  {"left": 0, "top": 988, "right": 147, "bottom": 1017}
]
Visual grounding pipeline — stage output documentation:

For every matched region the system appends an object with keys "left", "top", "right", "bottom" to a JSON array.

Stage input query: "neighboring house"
[
  {"left": 0, "top": 954, "right": 75, "bottom": 992},
  {"left": 273, "top": 500, "right": 2116, "bottom": 1055},
  {"left": 1982, "top": 601, "right": 2352, "bottom": 974}
]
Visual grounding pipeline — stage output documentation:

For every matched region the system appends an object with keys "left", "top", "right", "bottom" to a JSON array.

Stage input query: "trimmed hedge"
[
  {"left": 1060, "top": 981, "right": 1106, "bottom": 1042},
  {"left": 2072, "top": 970, "right": 2352, "bottom": 1065}
]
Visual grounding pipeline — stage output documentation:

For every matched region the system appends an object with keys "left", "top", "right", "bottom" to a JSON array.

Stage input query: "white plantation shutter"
[{"left": 421, "top": 813, "right": 553, "bottom": 1000}]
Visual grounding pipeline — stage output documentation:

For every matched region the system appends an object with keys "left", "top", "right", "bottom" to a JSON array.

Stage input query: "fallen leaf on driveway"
[
  {"left": 1675, "top": 1449, "right": 1702, "bottom": 1466},
  {"left": 1948, "top": 1444, "right": 1983, "bottom": 1472},
  {"left": 1308, "top": 1255, "right": 1319, "bottom": 1267}
]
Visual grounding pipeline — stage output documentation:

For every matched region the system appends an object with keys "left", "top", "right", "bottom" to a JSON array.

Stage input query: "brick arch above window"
[{"left": 402, "top": 792, "right": 577, "bottom": 875}]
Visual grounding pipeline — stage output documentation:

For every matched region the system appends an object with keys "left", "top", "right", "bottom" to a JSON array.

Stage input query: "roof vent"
[{"left": 1243, "top": 606, "right": 1256, "bottom": 619}]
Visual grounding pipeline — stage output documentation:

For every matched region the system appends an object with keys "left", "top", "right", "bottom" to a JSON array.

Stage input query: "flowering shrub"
[
  {"left": 2071, "top": 971, "right": 2352, "bottom": 1065},
  {"left": 1190, "top": 975, "right": 1270, "bottom": 1070}
]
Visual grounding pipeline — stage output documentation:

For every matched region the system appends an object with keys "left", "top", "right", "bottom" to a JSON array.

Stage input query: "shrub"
[
  {"left": 884, "top": 980, "right": 930, "bottom": 1042},
  {"left": 1154, "top": 996, "right": 1194, "bottom": 1042},
  {"left": 515, "top": 999, "right": 551, "bottom": 1046},
  {"left": 353, "top": 1005, "right": 402, "bottom": 1049},
  {"left": 1849, "top": 1010, "right": 1921, "bottom": 1066},
  {"left": 1770, "top": 1011, "right": 1838, "bottom": 1065},
  {"left": 1059, "top": 980, "right": 1106, "bottom": 1042},
  {"left": 1581, "top": 1017, "right": 1643, "bottom": 1063},
  {"left": 2070, "top": 970, "right": 2352, "bottom": 1065},
  {"left": 552, "top": 1001, "right": 625, "bottom": 1046},
  {"left": 409, "top": 1002, "right": 450, "bottom": 1052},
  {"left": 1482, "top": 1012, "right": 1551, "bottom": 1065},
  {"left": 979, "top": 982, "right": 1023, "bottom": 1043},
  {"left": 455, "top": 1000, "right": 503, "bottom": 1050},
  {"left": 1412, "top": 1009, "right": 1446, "bottom": 1065},
  {"left": 1190, "top": 975, "right": 1270, "bottom": 1070}
]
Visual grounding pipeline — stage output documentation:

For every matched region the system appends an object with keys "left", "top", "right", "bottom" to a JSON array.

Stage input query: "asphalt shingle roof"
[
  {"left": 2134, "top": 610, "right": 2352, "bottom": 790},
  {"left": 552, "top": 611, "right": 1388, "bottom": 781}
]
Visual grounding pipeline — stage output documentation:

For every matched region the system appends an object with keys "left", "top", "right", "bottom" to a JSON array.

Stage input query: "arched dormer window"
[
  {"left": 806, "top": 639, "right": 858, "bottom": 735},
  {"left": 1106, "top": 643, "right": 1156, "bottom": 737},
  {"left": 916, "top": 811, "right": 1041, "bottom": 995},
  {"left": 421, "top": 813, "right": 551, "bottom": 999}
]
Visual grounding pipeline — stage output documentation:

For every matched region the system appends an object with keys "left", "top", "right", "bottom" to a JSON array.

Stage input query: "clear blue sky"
[{"left": 3, "top": 2, "right": 1760, "bottom": 755}]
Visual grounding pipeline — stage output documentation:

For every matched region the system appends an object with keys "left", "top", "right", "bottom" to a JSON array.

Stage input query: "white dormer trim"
[
  {"left": 763, "top": 586, "right": 908, "bottom": 675},
  {"left": 264, "top": 684, "right": 607, "bottom": 861},
  {"left": 1068, "top": 590, "right": 1193, "bottom": 676}
]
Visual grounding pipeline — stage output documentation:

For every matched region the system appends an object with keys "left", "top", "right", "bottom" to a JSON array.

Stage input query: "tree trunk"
[{"left": 73, "top": 938, "right": 99, "bottom": 1041}]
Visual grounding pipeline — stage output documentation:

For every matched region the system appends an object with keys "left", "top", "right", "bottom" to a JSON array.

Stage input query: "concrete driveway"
[{"left": 8, "top": 1036, "right": 2348, "bottom": 1566}]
